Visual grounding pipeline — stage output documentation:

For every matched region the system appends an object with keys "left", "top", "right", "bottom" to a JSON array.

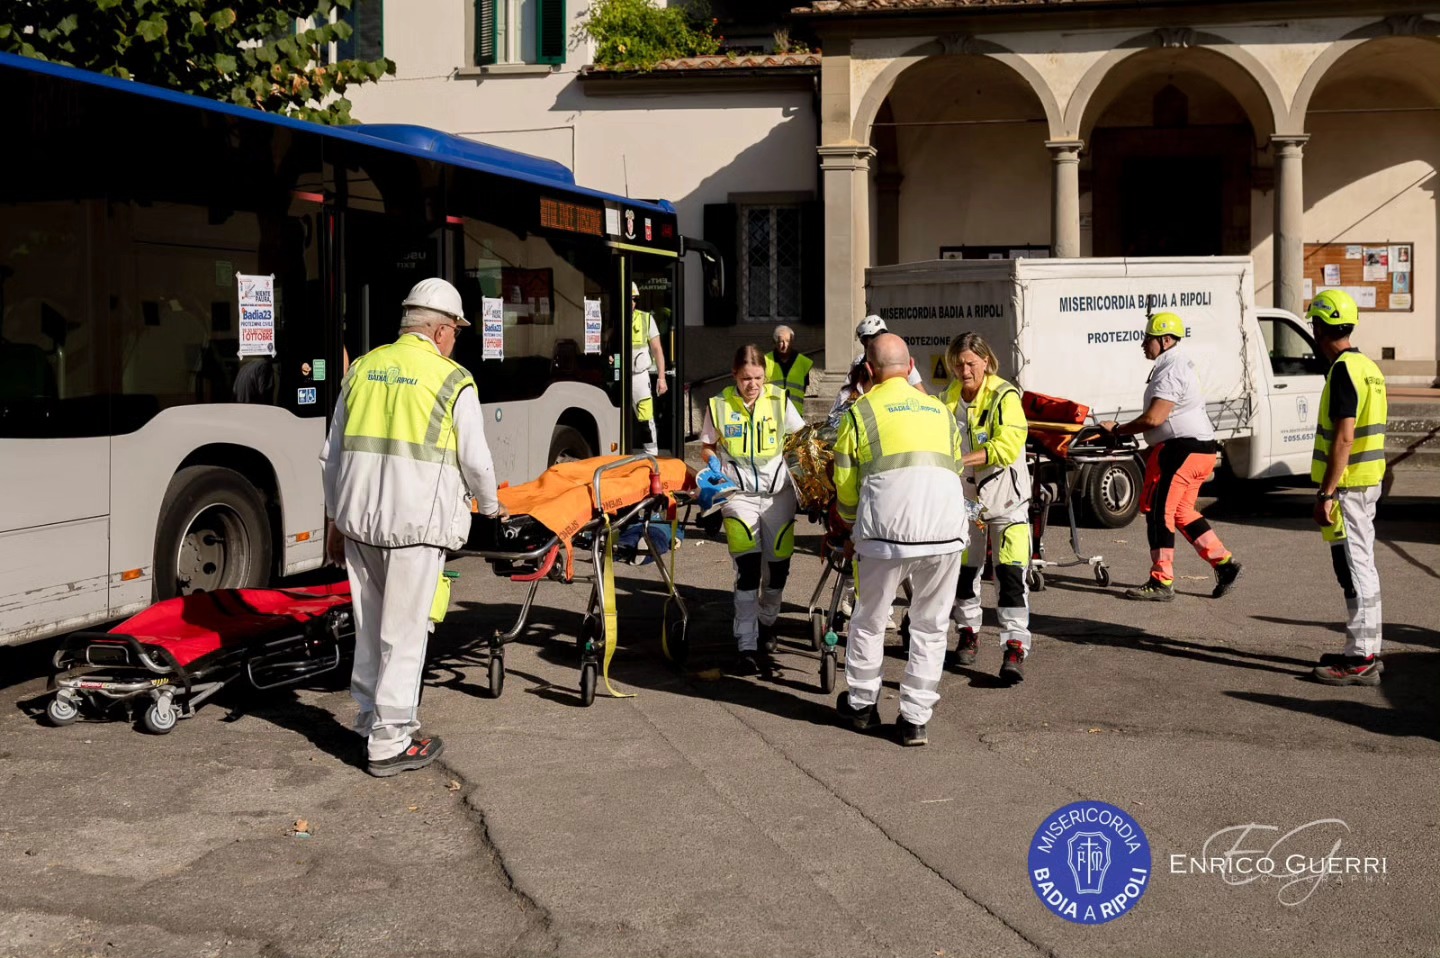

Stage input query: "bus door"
[{"left": 624, "top": 255, "right": 680, "bottom": 457}]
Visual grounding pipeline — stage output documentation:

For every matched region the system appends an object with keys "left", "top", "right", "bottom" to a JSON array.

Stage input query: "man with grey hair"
[
  {"left": 765, "top": 324, "right": 812, "bottom": 409},
  {"left": 322, "top": 277, "right": 504, "bottom": 777}
]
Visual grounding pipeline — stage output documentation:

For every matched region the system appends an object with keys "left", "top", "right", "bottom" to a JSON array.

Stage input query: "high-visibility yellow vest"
[
  {"left": 709, "top": 383, "right": 789, "bottom": 494},
  {"left": 631, "top": 309, "right": 655, "bottom": 374},
  {"left": 1313, "top": 350, "right": 1387, "bottom": 487},
  {"left": 764, "top": 352, "right": 813, "bottom": 405},
  {"left": 333, "top": 334, "right": 477, "bottom": 549},
  {"left": 943, "top": 374, "right": 1030, "bottom": 518}
]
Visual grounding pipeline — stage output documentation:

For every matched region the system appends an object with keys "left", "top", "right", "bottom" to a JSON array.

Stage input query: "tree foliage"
[
  {"left": 0, "top": 0, "right": 394, "bottom": 124},
  {"left": 577, "top": 0, "right": 720, "bottom": 72}
]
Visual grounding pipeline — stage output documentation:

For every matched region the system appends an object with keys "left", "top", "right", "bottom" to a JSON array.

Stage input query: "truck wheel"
[
  {"left": 154, "top": 466, "right": 273, "bottom": 600},
  {"left": 1079, "top": 458, "right": 1143, "bottom": 529},
  {"left": 549, "top": 425, "right": 593, "bottom": 465}
]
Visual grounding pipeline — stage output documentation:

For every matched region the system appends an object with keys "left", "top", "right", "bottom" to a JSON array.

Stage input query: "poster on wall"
[
  {"left": 481, "top": 297, "right": 504, "bottom": 360},
  {"left": 1391, "top": 293, "right": 1413, "bottom": 309},
  {"left": 1322, "top": 264, "right": 1341, "bottom": 286},
  {"left": 1317, "top": 284, "right": 1377, "bottom": 308},
  {"left": 1393, "top": 270, "right": 1411, "bottom": 295},
  {"left": 1362, "top": 247, "right": 1388, "bottom": 282},
  {"left": 1303, "top": 277, "right": 1314, "bottom": 299},
  {"left": 1389, "top": 244, "right": 1411, "bottom": 273},
  {"left": 1345, "top": 245, "right": 1363, "bottom": 260},
  {"left": 236, "top": 273, "right": 276, "bottom": 357},
  {"left": 583, "top": 299, "right": 603, "bottom": 355}
]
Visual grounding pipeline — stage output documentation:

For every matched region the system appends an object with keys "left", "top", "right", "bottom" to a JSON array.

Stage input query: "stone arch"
[
  {"left": 1062, "top": 30, "right": 1287, "bottom": 143},
  {"left": 1289, "top": 17, "right": 1440, "bottom": 129},
  {"left": 851, "top": 37, "right": 1064, "bottom": 144}
]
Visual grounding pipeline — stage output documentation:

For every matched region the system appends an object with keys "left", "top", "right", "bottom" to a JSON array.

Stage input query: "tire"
[
  {"left": 820, "top": 651, "right": 836, "bottom": 694},
  {"left": 809, "top": 612, "right": 825, "bottom": 652},
  {"left": 46, "top": 696, "right": 80, "bottom": 727},
  {"left": 488, "top": 655, "right": 505, "bottom": 699},
  {"left": 1028, "top": 569, "right": 1046, "bottom": 593},
  {"left": 154, "top": 466, "right": 273, "bottom": 601},
  {"left": 580, "top": 661, "right": 597, "bottom": 707},
  {"left": 1095, "top": 565, "right": 1112, "bottom": 588},
  {"left": 142, "top": 700, "right": 178, "bottom": 735},
  {"left": 548, "top": 425, "right": 593, "bottom": 466},
  {"left": 1078, "top": 457, "right": 1143, "bottom": 529}
]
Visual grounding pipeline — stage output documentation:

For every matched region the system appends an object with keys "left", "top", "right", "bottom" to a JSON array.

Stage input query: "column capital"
[
  {"left": 818, "top": 143, "right": 877, "bottom": 172},
  {"left": 1045, "top": 139, "right": 1084, "bottom": 160},
  {"left": 1270, "top": 133, "right": 1310, "bottom": 156}
]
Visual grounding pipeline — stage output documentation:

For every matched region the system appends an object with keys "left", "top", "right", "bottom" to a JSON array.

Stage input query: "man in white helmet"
[
  {"left": 630, "top": 282, "right": 668, "bottom": 455},
  {"left": 854, "top": 315, "right": 926, "bottom": 393},
  {"left": 321, "top": 277, "right": 505, "bottom": 777}
]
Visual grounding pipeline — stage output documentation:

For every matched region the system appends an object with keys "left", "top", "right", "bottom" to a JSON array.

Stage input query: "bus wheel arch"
[
  {"left": 550, "top": 411, "right": 599, "bottom": 464},
  {"left": 154, "top": 448, "right": 279, "bottom": 600}
]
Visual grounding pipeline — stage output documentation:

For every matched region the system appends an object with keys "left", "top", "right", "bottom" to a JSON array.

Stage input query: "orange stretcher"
[{"left": 454, "top": 455, "right": 694, "bottom": 706}]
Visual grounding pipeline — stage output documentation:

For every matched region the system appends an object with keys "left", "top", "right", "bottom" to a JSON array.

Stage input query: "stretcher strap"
[
  {"left": 600, "top": 514, "right": 635, "bottom": 699},
  {"left": 660, "top": 505, "right": 680, "bottom": 662}
]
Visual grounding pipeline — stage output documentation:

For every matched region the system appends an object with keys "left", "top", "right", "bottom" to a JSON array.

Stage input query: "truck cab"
[{"left": 1224, "top": 308, "right": 1327, "bottom": 480}]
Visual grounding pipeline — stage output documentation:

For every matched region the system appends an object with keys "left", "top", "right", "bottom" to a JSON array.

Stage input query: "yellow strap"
[
  {"left": 660, "top": 512, "right": 680, "bottom": 661},
  {"left": 600, "top": 515, "right": 635, "bottom": 698}
]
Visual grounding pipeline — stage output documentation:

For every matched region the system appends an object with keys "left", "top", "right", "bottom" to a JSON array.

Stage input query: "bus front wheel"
[
  {"left": 154, "top": 466, "right": 273, "bottom": 600},
  {"left": 548, "top": 425, "right": 593, "bottom": 465}
]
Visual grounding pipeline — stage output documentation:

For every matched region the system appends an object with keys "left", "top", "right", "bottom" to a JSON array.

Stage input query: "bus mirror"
[{"left": 700, "top": 249, "right": 725, "bottom": 300}]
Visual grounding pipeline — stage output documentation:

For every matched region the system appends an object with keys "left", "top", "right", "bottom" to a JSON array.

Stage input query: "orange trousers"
[{"left": 1140, "top": 440, "right": 1231, "bottom": 584}]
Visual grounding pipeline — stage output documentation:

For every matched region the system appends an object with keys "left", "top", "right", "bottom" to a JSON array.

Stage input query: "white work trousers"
[
  {"left": 726, "top": 487, "right": 797, "bottom": 652},
  {"left": 632, "top": 372, "right": 657, "bottom": 455},
  {"left": 952, "top": 515, "right": 1032, "bottom": 653},
  {"left": 344, "top": 539, "right": 446, "bottom": 762},
  {"left": 1330, "top": 485, "right": 1383, "bottom": 658},
  {"left": 845, "top": 550, "right": 964, "bottom": 725}
]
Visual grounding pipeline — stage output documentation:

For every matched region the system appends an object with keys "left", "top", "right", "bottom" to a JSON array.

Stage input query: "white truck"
[{"left": 865, "top": 257, "right": 1327, "bottom": 527}]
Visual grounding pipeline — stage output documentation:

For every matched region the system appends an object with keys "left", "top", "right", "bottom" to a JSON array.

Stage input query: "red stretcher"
[{"left": 46, "top": 582, "right": 354, "bottom": 734}]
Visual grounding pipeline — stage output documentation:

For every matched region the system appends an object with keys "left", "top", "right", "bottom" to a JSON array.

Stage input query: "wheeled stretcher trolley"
[
  {"left": 455, "top": 455, "right": 692, "bottom": 706},
  {"left": 46, "top": 583, "right": 353, "bottom": 733}
]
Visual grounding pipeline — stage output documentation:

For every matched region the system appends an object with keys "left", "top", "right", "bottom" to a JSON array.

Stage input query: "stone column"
[
  {"left": 818, "top": 144, "right": 876, "bottom": 374},
  {"left": 1046, "top": 140, "right": 1084, "bottom": 258},
  {"left": 1272, "top": 134, "right": 1309, "bottom": 316}
]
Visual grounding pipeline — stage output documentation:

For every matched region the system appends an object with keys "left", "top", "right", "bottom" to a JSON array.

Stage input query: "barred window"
[{"left": 742, "top": 205, "right": 801, "bottom": 324}]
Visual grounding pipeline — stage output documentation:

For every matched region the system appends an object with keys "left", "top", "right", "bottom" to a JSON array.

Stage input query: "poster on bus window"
[
  {"left": 236, "top": 273, "right": 276, "bottom": 357},
  {"left": 584, "top": 299, "right": 603, "bottom": 355},
  {"left": 482, "top": 297, "right": 504, "bottom": 360}
]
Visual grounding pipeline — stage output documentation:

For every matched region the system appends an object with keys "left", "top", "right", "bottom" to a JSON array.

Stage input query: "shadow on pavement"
[{"left": 1031, "top": 610, "right": 1317, "bottom": 674}]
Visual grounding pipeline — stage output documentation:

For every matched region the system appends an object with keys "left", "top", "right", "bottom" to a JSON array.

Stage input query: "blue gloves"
[{"left": 696, "top": 456, "right": 737, "bottom": 517}]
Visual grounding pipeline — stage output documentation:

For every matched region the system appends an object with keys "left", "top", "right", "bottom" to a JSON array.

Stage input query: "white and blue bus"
[{"left": 0, "top": 51, "right": 702, "bottom": 646}]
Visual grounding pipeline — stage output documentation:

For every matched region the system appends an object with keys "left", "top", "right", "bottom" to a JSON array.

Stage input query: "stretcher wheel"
[
  {"left": 578, "top": 616, "right": 600, "bottom": 657},
  {"left": 142, "top": 700, "right": 178, "bottom": 735},
  {"left": 820, "top": 650, "right": 837, "bottom": 694},
  {"left": 1028, "top": 569, "right": 1046, "bottom": 593},
  {"left": 1095, "top": 565, "right": 1111, "bottom": 588},
  {"left": 809, "top": 612, "right": 825, "bottom": 652},
  {"left": 46, "top": 696, "right": 80, "bottom": 727},
  {"left": 488, "top": 655, "right": 505, "bottom": 699},
  {"left": 580, "top": 661, "right": 597, "bottom": 707}
]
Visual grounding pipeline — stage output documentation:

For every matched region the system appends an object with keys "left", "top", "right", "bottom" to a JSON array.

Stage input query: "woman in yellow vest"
[
  {"left": 1307, "top": 289, "right": 1388, "bottom": 687},
  {"left": 941, "top": 333, "right": 1033, "bottom": 683},
  {"left": 700, "top": 345, "right": 806, "bottom": 675}
]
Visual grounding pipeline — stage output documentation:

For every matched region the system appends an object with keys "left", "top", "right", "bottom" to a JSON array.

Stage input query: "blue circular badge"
[{"left": 1028, "top": 801, "right": 1152, "bottom": 925}]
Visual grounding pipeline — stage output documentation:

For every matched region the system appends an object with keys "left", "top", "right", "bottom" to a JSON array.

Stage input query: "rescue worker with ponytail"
[
  {"left": 1306, "top": 289, "right": 1388, "bottom": 686},
  {"left": 1100, "top": 312, "right": 1242, "bottom": 601},
  {"left": 699, "top": 345, "right": 805, "bottom": 675},
  {"left": 941, "top": 333, "right": 1032, "bottom": 683}
]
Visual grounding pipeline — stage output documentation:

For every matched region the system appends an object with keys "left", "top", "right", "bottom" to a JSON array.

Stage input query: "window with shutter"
[
  {"left": 475, "top": 0, "right": 498, "bottom": 65},
  {"left": 536, "top": 0, "right": 566, "bottom": 65}
]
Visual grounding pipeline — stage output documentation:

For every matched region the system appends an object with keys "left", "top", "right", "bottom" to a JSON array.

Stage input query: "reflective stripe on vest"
[
  {"left": 1312, "top": 350, "right": 1387, "bottom": 487},
  {"left": 848, "top": 383, "right": 960, "bottom": 477},
  {"left": 631, "top": 309, "right": 654, "bottom": 373},
  {"left": 710, "top": 384, "right": 786, "bottom": 463},
  {"left": 343, "top": 336, "right": 474, "bottom": 463},
  {"left": 764, "top": 353, "right": 813, "bottom": 405}
]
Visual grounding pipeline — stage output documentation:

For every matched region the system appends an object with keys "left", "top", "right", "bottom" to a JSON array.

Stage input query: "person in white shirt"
[{"left": 1100, "top": 312, "right": 1241, "bottom": 602}]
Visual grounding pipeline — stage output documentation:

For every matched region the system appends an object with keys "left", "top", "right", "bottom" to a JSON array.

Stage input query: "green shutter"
[
  {"left": 536, "top": 0, "right": 565, "bottom": 65},
  {"left": 475, "top": 0, "right": 497, "bottom": 65}
]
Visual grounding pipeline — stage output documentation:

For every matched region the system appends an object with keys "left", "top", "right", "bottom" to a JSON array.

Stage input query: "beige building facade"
[{"left": 801, "top": 0, "right": 1440, "bottom": 382}]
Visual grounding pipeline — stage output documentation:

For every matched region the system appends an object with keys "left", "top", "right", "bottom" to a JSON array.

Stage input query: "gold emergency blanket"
[{"left": 783, "top": 424, "right": 837, "bottom": 512}]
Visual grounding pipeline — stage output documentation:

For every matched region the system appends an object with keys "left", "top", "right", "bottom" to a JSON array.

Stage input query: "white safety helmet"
[
  {"left": 401, "top": 278, "right": 471, "bottom": 326},
  {"left": 631, "top": 282, "right": 640, "bottom": 298},
  {"left": 855, "top": 314, "right": 887, "bottom": 340}
]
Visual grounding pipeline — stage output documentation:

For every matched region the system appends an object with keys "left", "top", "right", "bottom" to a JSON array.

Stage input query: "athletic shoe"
[
  {"left": 896, "top": 716, "right": 928, "bottom": 747},
  {"left": 1125, "top": 578, "right": 1175, "bottom": 602},
  {"left": 835, "top": 691, "right": 881, "bottom": 732},
  {"left": 759, "top": 621, "right": 778, "bottom": 653},
  {"left": 731, "top": 652, "right": 762, "bottom": 677},
  {"left": 1212, "top": 559, "right": 1243, "bottom": 598},
  {"left": 1312, "top": 656, "right": 1382, "bottom": 687},
  {"left": 368, "top": 734, "right": 444, "bottom": 778},
  {"left": 1000, "top": 641, "right": 1026, "bottom": 684},
  {"left": 947, "top": 627, "right": 979, "bottom": 668},
  {"left": 1318, "top": 652, "right": 1384, "bottom": 672}
]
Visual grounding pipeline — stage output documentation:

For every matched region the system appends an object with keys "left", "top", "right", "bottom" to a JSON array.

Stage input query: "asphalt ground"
[{"left": 2, "top": 475, "right": 1437, "bottom": 958}]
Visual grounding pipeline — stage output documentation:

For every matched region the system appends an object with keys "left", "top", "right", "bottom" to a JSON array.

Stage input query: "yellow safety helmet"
[
  {"left": 1306, "top": 289, "right": 1359, "bottom": 327},
  {"left": 1145, "top": 312, "right": 1186, "bottom": 340}
]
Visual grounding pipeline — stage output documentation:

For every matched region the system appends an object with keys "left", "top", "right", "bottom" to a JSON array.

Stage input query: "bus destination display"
[{"left": 540, "top": 197, "right": 603, "bottom": 237}]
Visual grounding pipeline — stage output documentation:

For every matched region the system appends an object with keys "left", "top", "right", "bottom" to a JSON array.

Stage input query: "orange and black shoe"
[
  {"left": 1313, "top": 655, "right": 1382, "bottom": 687},
  {"left": 946, "top": 627, "right": 979, "bottom": 668},
  {"left": 1125, "top": 578, "right": 1175, "bottom": 602},
  {"left": 368, "top": 734, "right": 445, "bottom": 778},
  {"left": 1000, "top": 640, "right": 1026, "bottom": 684}
]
